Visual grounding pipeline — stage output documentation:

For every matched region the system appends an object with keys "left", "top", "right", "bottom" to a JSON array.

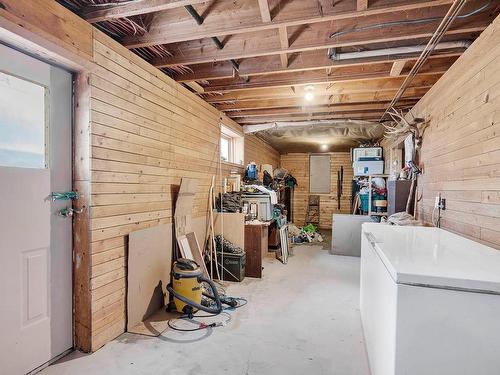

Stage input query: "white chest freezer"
[{"left": 360, "top": 223, "right": 500, "bottom": 375}]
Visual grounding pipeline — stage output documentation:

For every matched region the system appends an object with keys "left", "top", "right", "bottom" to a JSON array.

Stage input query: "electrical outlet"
[{"left": 435, "top": 195, "right": 446, "bottom": 210}]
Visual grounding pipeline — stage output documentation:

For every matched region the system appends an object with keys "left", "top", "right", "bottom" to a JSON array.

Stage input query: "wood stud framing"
[
  {"left": 82, "top": 0, "right": 209, "bottom": 23},
  {"left": 278, "top": 26, "right": 289, "bottom": 68},
  {"left": 357, "top": 0, "right": 369, "bottom": 11},
  {"left": 390, "top": 60, "right": 408, "bottom": 77}
]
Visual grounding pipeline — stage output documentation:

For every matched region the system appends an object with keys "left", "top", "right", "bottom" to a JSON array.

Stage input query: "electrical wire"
[
  {"left": 84, "top": 0, "right": 145, "bottom": 7},
  {"left": 329, "top": 1, "right": 492, "bottom": 39},
  {"left": 381, "top": 0, "right": 470, "bottom": 120},
  {"left": 167, "top": 311, "right": 232, "bottom": 332}
]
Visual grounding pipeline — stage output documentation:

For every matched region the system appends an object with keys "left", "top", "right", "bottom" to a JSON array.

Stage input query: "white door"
[{"left": 0, "top": 45, "right": 73, "bottom": 374}]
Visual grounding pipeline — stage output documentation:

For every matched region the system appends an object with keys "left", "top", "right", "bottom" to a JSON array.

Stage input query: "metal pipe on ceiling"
[
  {"left": 242, "top": 120, "right": 378, "bottom": 134},
  {"left": 380, "top": 0, "right": 469, "bottom": 120},
  {"left": 329, "top": 41, "right": 471, "bottom": 61}
]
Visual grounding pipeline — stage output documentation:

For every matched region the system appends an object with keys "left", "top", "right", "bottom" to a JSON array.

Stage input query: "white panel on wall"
[{"left": 310, "top": 154, "right": 331, "bottom": 193}]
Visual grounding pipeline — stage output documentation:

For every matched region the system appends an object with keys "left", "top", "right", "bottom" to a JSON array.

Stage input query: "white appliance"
[
  {"left": 352, "top": 147, "right": 383, "bottom": 161},
  {"left": 242, "top": 194, "right": 272, "bottom": 221},
  {"left": 360, "top": 223, "right": 500, "bottom": 375},
  {"left": 353, "top": 160, "right": 384, "bottom": 176}
]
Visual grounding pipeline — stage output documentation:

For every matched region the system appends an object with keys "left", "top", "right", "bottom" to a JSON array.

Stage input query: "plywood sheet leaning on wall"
[
  {"left": 214, "top": 212, "right": 245, "bottom": 249},
  {"left": 89, "top": 30, "right": 223, "bottom": 351},
  {"left": 127, "top": 224, "right": 172, "bottom": 333},
  {"left": 174, "top": 178, "right": 198, "bottom": 238}
]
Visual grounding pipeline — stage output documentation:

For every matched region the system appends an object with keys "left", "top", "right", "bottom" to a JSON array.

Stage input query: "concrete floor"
[{"left": 42, "top": 245, "right": 370, "bottom": 375}]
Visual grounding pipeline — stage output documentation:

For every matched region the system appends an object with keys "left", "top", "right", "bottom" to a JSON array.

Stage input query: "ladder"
[{"left": 306, "top": 195, "right": 320, "bottom": 225}]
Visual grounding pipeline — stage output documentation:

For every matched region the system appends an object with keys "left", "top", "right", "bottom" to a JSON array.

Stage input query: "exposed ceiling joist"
[
  {"left": 278, "top": 26, "right": 289, "bottom": 68},
  {"left": 174, "top": 61, "right": 236, "bottom": 82},
  {"left": 82, "top": 0, "right": 208, "bottom": 23},
  {"left": 203, "top": 76, "right": 438, "bottom": 102},
  {"left": 122, "top": 0, "right": 456, "bottom": 48},
  {"left": 213, "top": 91, "right": 429, "bottom": 111},
  {"left": 151, "top": 23, "right": 484, "bottom": 67},
  {"left": 257, "top": 0, "right": 271, "bottom": 23},
  {"left": 203, "top": 71, "right": 444, "bottom": 94},
  {"left": 184, "top": 81, "right": 205, "bottom": 93},
  {"left": 201, "top": 58, "right": 453, "bottom": 92},
  {"left": 357, "top": 0, "right": 369, "bottom": 11},
  {"left": 56, "top": 0, "right": 497, "bottom": 145},
  {"left": 227, "top": 102, "right": 417, "bottom": 118},
  {"left": 237, "top": 112, "right": 384, "bottom": 123},
  {"left": 390, "top": 60, "right": 407, "bottom": 77},
  {"left": 174, "top": 50, "right": 463, "bottom": 81}
]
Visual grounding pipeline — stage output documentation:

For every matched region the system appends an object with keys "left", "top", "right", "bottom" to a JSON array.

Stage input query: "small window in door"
[{"left": 0, "top": 71, "right": 47, "bottom": 169}]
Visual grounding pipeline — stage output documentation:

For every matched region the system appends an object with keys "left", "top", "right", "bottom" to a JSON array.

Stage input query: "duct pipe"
[
  {"left": 242, "top": 120, "right": 378, "bottom": 134},
  {"left": 330, "top": 41, "right": 470, "bottom": 61}
]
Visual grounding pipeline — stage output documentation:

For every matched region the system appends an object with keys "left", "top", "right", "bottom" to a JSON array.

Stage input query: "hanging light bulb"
[
  {"left": 304, "top": 85, "right": 315, "bottom": 101},
  {"left": 305, "top": 91, "right": 314, "bottom": 101}
]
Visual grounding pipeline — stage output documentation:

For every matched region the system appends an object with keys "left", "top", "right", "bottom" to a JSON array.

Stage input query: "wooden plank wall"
[
  {"left": 89, "top": 30, "right": 281, "bottom": 349},
  {"left": 280, "top": 153, "right": 353, "bottom": 228},
  {"left": 383, "top": 16, "right": 500, "bottom": 249},
  {"left": 244, "top": 134, "right": 280, "bottom": 169},
  {"left": 89, "top": 29, "right": 223, "bottom": 349},
  {"left": 0, "top": 0, "right": 283, "bottom": 353}
]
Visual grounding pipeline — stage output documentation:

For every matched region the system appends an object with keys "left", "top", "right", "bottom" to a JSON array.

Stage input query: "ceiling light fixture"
[
  {"left": 304, "top": 85, "right": 315, "bottom": 101},
  {"left": 320, "top": 144, "right": 329, "bottom": 151}
]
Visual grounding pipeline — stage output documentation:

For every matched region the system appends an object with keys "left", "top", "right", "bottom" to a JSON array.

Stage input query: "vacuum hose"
[{"left": 167, "top": 276, "right": 223, "bottom": 315}]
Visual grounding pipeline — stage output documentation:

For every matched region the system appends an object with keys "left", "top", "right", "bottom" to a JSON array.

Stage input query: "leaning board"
[{"left": 127, "top": 224, "right": 173, "bottom": 331}]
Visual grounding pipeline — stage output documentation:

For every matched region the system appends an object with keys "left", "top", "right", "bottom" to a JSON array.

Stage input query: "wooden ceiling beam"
[
  {"left": 174, "top": 61, "right": 236, "bottom": 82},
  {"left": 82, "top": 0, "right": 208, "bottom": 23},
  {"left": 357, "top": 0, "right": 369, "bottom": 11},
  {"left": 184, "top": 81, "right": 205, "bottom": 93},
  {"left": 173, "top": 50, "right": 463, "bottom": 81},
  {"left": 151, "top": 21, "right": 485, "bottom": 67},
  {"left": 390, "top": 60, "right": 407, "bottom": 77},
  {"left": 237, "top": 112, "right": 385, "bottom": 123},
  {"left": 202, "top": 77, "right": 436, "bottom": 102},
  {"left": 278, "top": 26, "right": 289, "bottom": 68},
  {"left": 201, "top": 59, "right": 452, "bottom": 92},
  {"left": 257, "top": 0, "right": 271, "bottom": 23},
  {"left": 227, "top": 101, "right": 417, "bottom": 118},
  {"left": 214, "top": 91, "right": 428, "bottom": 111},
  {"left": 122, "top": 0, "right": 458, "bottom": 48}
]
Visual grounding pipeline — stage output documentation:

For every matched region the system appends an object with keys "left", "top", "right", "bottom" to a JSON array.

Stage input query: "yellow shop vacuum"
[{"left": 167, "top": 258, "right": 222, "bottom": 317}]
